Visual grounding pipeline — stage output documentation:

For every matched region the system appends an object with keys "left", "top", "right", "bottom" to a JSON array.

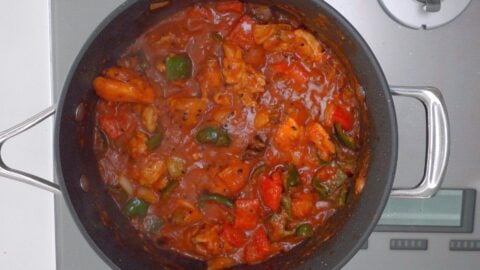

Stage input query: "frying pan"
[{"left": 0, "top": 0, "right": 449, "bottom": 269}]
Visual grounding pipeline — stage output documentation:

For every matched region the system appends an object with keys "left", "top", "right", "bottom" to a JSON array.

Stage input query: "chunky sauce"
[{"left": 93, "top": 2, "right": 367, "bottom": 268}]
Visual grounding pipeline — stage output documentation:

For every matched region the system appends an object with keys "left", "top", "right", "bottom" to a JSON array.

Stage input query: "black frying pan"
[{"left": 0, "top": 0, "right": 449, "bottom": 269}]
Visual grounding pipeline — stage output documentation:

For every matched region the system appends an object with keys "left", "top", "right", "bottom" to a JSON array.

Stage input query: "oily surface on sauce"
[{"left": 92, "top": 1, "right": 367, "bottom": 268}]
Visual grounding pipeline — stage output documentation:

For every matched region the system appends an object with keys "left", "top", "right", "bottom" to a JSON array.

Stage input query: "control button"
[
  {"left": 390, "top": 239, "right": 428, "bottom": 250},
  {"left": 450, "top": 240, "right": 480, "bottom": 251}
]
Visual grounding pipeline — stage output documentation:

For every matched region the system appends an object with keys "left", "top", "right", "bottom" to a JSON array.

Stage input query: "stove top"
[{"left": 46, "top": 0, "right": 480, "bottom": 269}]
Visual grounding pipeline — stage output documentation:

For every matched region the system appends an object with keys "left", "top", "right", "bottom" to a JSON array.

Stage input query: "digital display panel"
[{"left": 375, "top": 189, "right": 475, "bottom": 233}]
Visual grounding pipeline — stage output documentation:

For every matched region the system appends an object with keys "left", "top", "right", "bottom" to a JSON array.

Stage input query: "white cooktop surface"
[{"left": 0, "top": 0, "right": 55, "bottom": 269}]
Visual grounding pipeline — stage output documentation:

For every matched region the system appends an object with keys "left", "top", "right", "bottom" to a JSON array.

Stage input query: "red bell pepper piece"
[
  {"left": 259, "top": 174, "right": 283, "bottom": 211},
  {"left": 234, "top": 198, "right": 260, "bottom": 230},
  {"left": 221, "top": 224, "right": 247, "bottom": 248},
  {"left": 332, "top": 106, "right": 353, "bottom": 131},
  {"left": 244, "top": 227, "right": 271, "bottom": 264}
]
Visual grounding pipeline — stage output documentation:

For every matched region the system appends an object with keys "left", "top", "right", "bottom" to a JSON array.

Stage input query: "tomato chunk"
[
  {"left": 244, "top": 227, "right": 271, "bottom": 264},
  {"left": 221, "top": 224, "right": 247, "bottom": 247},
  {"left": 234, "top": 198, "right": 260, "bottom": 230},
  {"left": 332, "top": 106, "right": 354, "bottom": 131},
  {"left": 259, "top": 174, "right": 283, "bottom": 211},
  {"left": 227, "top": 15, "right": 256, "bottom": 49}
]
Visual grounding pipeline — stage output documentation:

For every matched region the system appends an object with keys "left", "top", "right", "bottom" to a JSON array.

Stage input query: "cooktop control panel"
[{"left": 52, "top": 0, "right": 480, "bottom": 269}]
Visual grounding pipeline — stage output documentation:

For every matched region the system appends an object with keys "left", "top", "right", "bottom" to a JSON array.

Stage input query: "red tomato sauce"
[{"left": 92, "top": 2, "right": 367, "bottom": 268}]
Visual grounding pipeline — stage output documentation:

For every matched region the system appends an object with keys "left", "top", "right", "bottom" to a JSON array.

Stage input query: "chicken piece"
[
  {"left": 243, "top": 65, "right": 266, "bottom": 94},
  {"left": 209, "top": 162, "right": 250, "bottom": 196},
  {"left": 142, "top": 105, "right": 158, "bottom": 133},
  {"left": 222, "top": 42, "right": 246, "bottom": 85},
  {"left": 169, "top": 97, "right": 207, "bottom": 126},
  {"left": 254, "top": 109, "right": 270, "bottom": 129},
  {"left": 128, "top": 132, "right": 148, "bottom": 158},
  {"left": 192, "top": 224, "right": 225, "bottom": 257},
  {"left": 253, "top": 24, "right": 294, "bottom": 52},
  {"left": 197, "top": 59, "right": 223, "bottom": 97},
  {"left": 153, "top": 32, "right": 175, "bottom": 47},
  {"left": 136, "top": 186, "right": 159, "bottom": 204},
  {"left": 274, "top": 117, "right": 303, "bottom": 151},
  {"left": 238, "top": 91, "right": 257, "bottom": 107},
  {"left": 293, "top": 29, "right": 325, "bottom": 61},
  {"left": 93, "top": 67, "right": 155, "bottom": 104},
  {"left": 306, "top": 122, "right": 336, "bottom": 161},
  {"left": 222, "top": 42, "right": 266, "bottom": 104},
  {"left": 171, "top": 199, "right": 202, "bottom": 225},
  {"left": 135, "top": 154, "right": 166, "bottom": 186},
  {"left": 254, "top": 25, "right": 324, "bottom": 61},
  {"left": 213, "top": 92, "right": 233, "bottom": 106},
  {"left": 291, "top": 191, "right": 314, "bottom": 218},
  {"left": 212, "top": 107, "right": 235, "bottom": 124}
]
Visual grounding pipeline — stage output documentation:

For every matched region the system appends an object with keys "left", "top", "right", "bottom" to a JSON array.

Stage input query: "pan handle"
[
  {"left": 390, "top": 86, "right": 450, "bottom": 198},
  {"left": 0, "top": 106, "right": 61, "bottom": 194}
]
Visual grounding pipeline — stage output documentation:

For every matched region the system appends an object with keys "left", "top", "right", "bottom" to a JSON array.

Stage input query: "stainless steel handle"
[
  {"left": 0, "top": 106, "right": 61, "bottom": 194},
  {"left": 390, "top": 86, "right": 450, "bottom": 198}
]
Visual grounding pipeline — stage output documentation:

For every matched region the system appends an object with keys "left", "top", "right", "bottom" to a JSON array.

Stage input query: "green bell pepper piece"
[
  {"left": 334, "top": 123, "right": 356, "bottom": 149},
  {"left": 123, "top": 197, "right": 149, "bottom": 218},
  {"left": 295, "top": 223, "right": 313, "bottom": 237},
  {"left": 198, "top": 193, "right": 234, "bottom": 209},
  {"left": 165, "top": 54, "right": 192, "bottom": 81},
  {"left": 161, "top": 180, "right": 179, "bottom": 199},
  {"left": 284, "top": 164, "right": 300, "bottom": 191},
  {"left": 196, "top": 126, "right": 231, "bottom": 147}
]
